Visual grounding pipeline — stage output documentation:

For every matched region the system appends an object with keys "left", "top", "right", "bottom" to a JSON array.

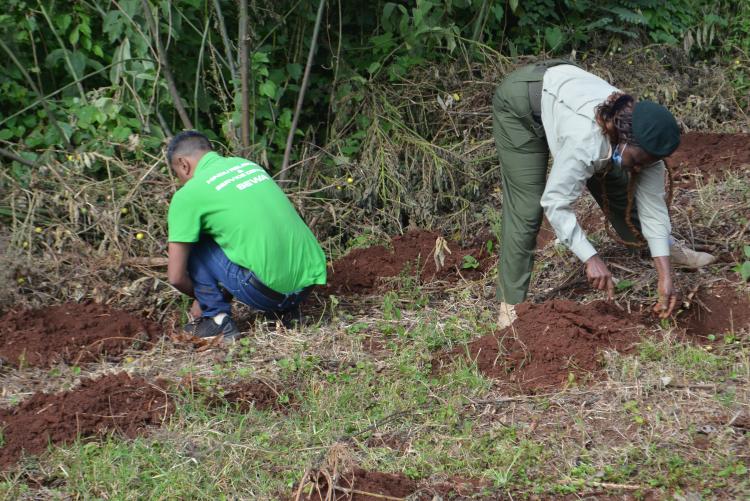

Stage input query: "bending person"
[
  {"left": 492, "top": 60, "right": 716, "bottom": 327},
  {"left": 166, "top": 131, "right": 327, "bottom": 340}
]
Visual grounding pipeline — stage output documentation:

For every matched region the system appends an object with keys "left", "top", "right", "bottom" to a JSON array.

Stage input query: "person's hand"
[
  {"left": 220, "top": 286, "right": 234, "bottom": 303},
  {"left": 189, "top": 299, "right": 203, "bottom": 320},
  {"left": 585, "top": 254, "right": 615, "bottom": 299},
  {"left": 653, "top": 265, "right": 678, "bottom": 319}
]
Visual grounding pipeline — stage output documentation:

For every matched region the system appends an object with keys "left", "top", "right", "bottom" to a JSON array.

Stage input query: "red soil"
[
  {"left": 0, "top": 302, "right": 162, "bottom": 368},
  {"left": 295, "top": 469, "right": 486, "bottom": 500},
  {"left": 435, "top": 300, "right": 644, "bottom": 392},
  {"left": 298, "top": 469, "right": 417, "bottom": 500},
  {"left": 667, "top": 132, "right": 750, "bottom": 187},
  {"left": 208, "top": 380, "right": 295, "bottom": 412},
  {"left": 678, "top": 282, "right": 750, "bottom": 339},
  {"left": 179, "top": 375, "right": 296, "bottom": 412},
  {"left": 0, "top": 372, "right": 172, "bottom": 470},
  {"left": 326, "top": 230, "right": 494, "bottom": 295}
]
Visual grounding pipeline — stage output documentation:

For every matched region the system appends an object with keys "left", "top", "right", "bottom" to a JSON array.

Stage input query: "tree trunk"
[
  {"left": 141, "top": 0, "right": 193, "bottom": 131},
  {"left": 239, "top": 0, "right": 250, "bottom": 151}
]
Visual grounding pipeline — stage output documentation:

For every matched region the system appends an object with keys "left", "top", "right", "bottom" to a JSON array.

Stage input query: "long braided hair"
[{"left": 594, "top": 92, "right": 674, "bottom": 248}]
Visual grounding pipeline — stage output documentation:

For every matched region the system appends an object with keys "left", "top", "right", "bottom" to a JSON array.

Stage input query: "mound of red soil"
[
  {"left": 295, "top": 469, "right": 486, "bottom": 500},
  {"left": 297, "top": 469, "right": 417, "bottom": 500},
  {"left": 327, "top": 230, "right": 493, "bottom": 294},
  {"left": 0, "top": 302, "right": 162, "bottom": 367},
  {"left": 180, "top": 375, "right": 296, "bottom": 412},
  {"left": 435, "top": 300, "right": 644, "bottom": 392},
  {"left": 667, "top": 132, "right": 750, "bottom": 187},
  {"left": 0, "top": 372, "right": 172, "bottom": 469},
  {"left": 210, "top": 380, "right": 294, "bottom": 412},
  {"left": 678, "top": 283, "right": 750, "bottom": 339}
]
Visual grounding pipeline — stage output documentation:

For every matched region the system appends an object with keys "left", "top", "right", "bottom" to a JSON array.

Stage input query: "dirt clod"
[
  {"left": 0, "top": 372, "right": 173, "bottom": 470},
  {"left": 0, "top": 302, "right": 162, "bottom": 367},
  {"left": 436, "top": 300, "right": 644, "bottom": 392}
]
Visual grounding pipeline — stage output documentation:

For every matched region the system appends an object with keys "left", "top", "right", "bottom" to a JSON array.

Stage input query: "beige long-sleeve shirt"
[{"left": 539, "top": 65, "right": 671, "bottom": 262}]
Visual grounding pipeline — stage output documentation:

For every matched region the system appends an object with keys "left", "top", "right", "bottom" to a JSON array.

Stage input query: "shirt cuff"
[
  {"left": 647, "top": 237, "right": 671, "bottom": 257},
  {"left": 569, "top": 239, "right": 598, "bottom": 263}
]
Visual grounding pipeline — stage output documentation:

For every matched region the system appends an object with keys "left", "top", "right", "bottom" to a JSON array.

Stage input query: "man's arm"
[
  {"left": 653, "top": 255, "right": 677, "bottom": 317},
  {"left": 635, "top": 160, "right": 678, "bottom": 317},
  {"left": 540, "top": 141, "right": 598, "bottom": 262},
  {"left": 542, "top": 141, "right": 618, "bottom": 297},
  {"left": 634, "top": 159, "right": 671, "bottom": 258},
  {"left": 168, "top": 242, "right": 194, "bottom": 297}
]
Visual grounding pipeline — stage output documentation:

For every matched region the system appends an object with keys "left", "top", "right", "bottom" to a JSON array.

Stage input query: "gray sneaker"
[{"left": 184, "top": 316, "right": 242, "bottom": 341}]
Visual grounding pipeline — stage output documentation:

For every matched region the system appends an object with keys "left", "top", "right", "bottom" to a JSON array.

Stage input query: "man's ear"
[{"left": 173, "top": 155, "right": 190, "bottom": 176}]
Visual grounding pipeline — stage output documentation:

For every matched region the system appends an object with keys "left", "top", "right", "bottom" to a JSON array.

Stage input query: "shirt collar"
[
  {"left": 195, "top": 151, "right": 220, "bottom": 171},
  {"left": 592, "top": 140, "right": 612, "bottom": 172}
]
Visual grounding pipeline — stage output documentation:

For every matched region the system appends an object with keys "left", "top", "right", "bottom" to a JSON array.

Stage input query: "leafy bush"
[{"left": 0, "top": 0, "right": 746, "bottom": 177}]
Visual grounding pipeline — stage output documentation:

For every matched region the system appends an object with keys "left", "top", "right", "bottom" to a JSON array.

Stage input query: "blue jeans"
[{"left": 188, "top": 237, "right": 312, "bottom": 317}]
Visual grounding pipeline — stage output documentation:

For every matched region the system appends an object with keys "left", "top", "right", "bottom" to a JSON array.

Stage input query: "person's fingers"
[
  {"left": 653, "top": 291, "right": 676, "bottom": 319},
  {"left": 586, "top": 270, "right": 595, "bottom": 285},
  {"left": 606, "top": 277, "right": 615, "bottom": 300},
  {"left": 653, "top": 301, "right": 662, "bottom": 316},
  {"left": 593, "top": 276, "right": 604, "bottom": 291},
  {"left": 665, "top": 294, "right": 678, "bottom": 317}
]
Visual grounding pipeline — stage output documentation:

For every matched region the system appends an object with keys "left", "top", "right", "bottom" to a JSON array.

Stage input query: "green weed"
[
  {"left": 461, "top": 254, "right": 480, "bottom": 269},
  {"left": 732, "top": 244, "right": 750, "bottom": 281}
]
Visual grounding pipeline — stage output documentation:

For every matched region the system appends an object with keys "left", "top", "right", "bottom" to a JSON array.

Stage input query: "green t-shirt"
[{"left": 167, "top": 152, "right": 327, "bottom": 293}]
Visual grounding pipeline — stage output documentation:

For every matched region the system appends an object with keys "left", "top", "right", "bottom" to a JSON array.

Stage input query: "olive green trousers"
[{"left": 491, "top": 61, "right": 642, "bottom": 304}]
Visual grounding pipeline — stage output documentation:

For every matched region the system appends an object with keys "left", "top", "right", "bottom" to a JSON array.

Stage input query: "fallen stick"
[
  {"left": 123, "top": 257, "right": 169, "bottom": 267},
  {"left": 333, "top": 485, "right": 406, "bottom": 500},
  {"left": 557, "top": 480, "right": 643, "bottom": 491},
  {"left": 586, "top": 481, "right": 643, "bottom": 490}
]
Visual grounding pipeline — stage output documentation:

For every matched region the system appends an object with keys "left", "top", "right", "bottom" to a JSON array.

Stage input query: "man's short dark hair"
[{"left": 167, "top": 130, "right": 212, "bottom": 167}]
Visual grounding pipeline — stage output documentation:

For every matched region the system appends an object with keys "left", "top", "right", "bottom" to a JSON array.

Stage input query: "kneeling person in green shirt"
[{"left": 166, "top": 131, "right": 327, "bottom": 340}]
